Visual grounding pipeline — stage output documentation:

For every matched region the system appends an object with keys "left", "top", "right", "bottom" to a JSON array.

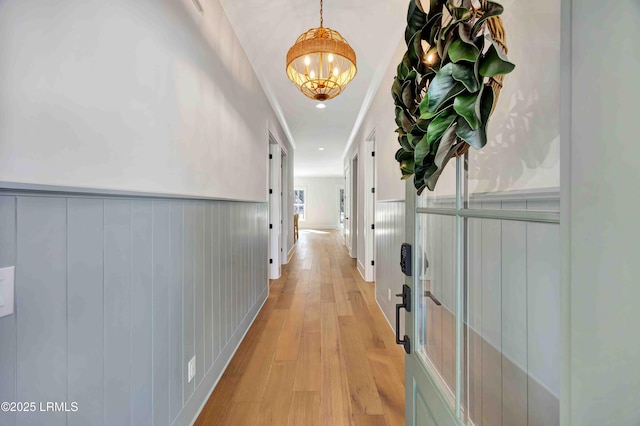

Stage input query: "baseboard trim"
[
  {"left": 286, "top": 244, "right": 296, "bottom": 264},
  {"left": 375, "top": 296, "right": 395, "bottom": 333},
  {"left": 179, "top": 285, "right": 269, "bottom": 426},
  {"left": 357, "top": 260, "right": 365, "bottom": 280}
]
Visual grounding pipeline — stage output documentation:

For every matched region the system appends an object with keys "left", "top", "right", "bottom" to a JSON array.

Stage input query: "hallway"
[{"left": 195, "top": 230, "right": 405, "bottom": 425}]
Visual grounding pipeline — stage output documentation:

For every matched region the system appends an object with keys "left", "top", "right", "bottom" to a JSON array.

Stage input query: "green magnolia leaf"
[
  {"left": 448, "top": 23, "right": 480, "bottom": 63},
  {"left": 397, "top": 62, "right": 409, "bottom": 80},
  {"left": 392, "top": 77, "right": 403, "bottom": 104},
  {"left": 471, "top": 0, "right": 504, "bottom": 37},
  {"left": 413, "top": 118, "right": 430, "bottom": 133},
  {"left": 403, "top": 52, "right": 413, "bottom": 73},
  {"left": 427, "top": 63, "right": 465, "bottom": 113},
  {"left": 395, "top": 147, "right": 413, "bottom": 162},
  {"left": 453, "top": 92, "right": 481, "bottom": 129},
  {"left": 422, "top": 12, "right": 443, "bottom": 46},
  {"left": 479, "top": 40, "right": 515, "bottom": 77},
  {"left": 414, "top": 162, "right": 438, "bottom": 194},
  {"left": 400, "top": 158, "right": 415, "bottom": 177},
  {"left": 400, "top": 160, "right": 415, "bottom": 175},
  {"left": 407, "top": 30, "right": 424, "bottom": 69},
  {"left": 437, "top": 25, "right": 455, "bottom": 60},
  {"left": 426, "top": 140, "right": 460, "bottom": 191},
  {"left": 406, "top": 0, "right": 428, "bottom": 45},
  {"left": 407, "top": 132, "right": 419, "bottom": 148},
  {"left": 402, "top": 81, "right": 416, "bottom": 110},
  {"left": 418, "top": 93, "right": 440, "bottom": 120},
  {"left": 399, "top": 134, "right": 412, "bottom": 151},
  {"left": 413, "top": 133, "right": 431, "bottom": 166},
  {"left": 452, "top": 62, "right": 479, "bottom": 92},
  {"left": 455, "top": 85, "right": 495, "bottom": 149},
  {"left": 448, "top": 6, "right": 472, "bottom": 22},
  {"left": 396, "top": 106, "right": 414, "bottom": 133},
  {"left": 448, "top": 38, "right": 479, "bottom": 63},
  {"left": 434, "top": 122, "right": 458, "bottom": 168},
  {"left": 427, "top": 107, "right": 457, "bottom": 146}
]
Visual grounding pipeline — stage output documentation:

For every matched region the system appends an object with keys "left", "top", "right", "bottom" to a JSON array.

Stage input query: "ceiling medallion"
[{"left": 285, "top": 0, "right": 357, "bottom": 101}]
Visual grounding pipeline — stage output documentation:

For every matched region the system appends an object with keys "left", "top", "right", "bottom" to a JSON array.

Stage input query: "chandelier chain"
[{"left": 320, "top": 0, "right": 323, "bottom": 27}]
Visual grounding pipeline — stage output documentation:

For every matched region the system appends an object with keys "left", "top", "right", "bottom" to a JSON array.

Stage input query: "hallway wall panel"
[
  {"left": 375, "top": 201, "right": 406, "bottom": 328},
  {"left": 0, "top": 0, "right": 293, "bottom": 202},
  {"left": 0, "top": 193, "right": 268, "bottom": 426}
]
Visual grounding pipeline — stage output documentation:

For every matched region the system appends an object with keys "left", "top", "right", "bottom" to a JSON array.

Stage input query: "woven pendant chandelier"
[{"left": 286, "top": 0, "right": 357, "bottom": 101}]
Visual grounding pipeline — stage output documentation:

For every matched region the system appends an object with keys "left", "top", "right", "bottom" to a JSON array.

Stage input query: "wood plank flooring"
[{"left": 195, "top": 229, "right": 405, "bottom": 425}]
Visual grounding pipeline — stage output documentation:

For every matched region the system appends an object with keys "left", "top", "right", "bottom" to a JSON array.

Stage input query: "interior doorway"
[
  {"left": 339, "top": 188, "right": 345, "bottom": 226},
  {"left": 364, "top": 132, "right": 376, "bottom": 282},
  {"left": 344, "top": 167, "right": 351, "bottom": 251},
  {"left": 280, "top": 150, "right": 287, "bottom": 265},
  {"left": 350, "top": 154, "right": 358, "bottom": 259},
  {"left": 268, "top": 140, "right": 282, "bottom": 279}
]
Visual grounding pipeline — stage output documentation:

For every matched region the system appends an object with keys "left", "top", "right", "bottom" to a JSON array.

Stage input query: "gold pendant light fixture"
[{"left": 286, "top": 0, "right": 357, "bottom": 101}]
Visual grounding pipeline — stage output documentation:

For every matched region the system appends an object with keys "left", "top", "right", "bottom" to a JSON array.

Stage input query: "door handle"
[{"left": 395, "top": 284, "right": 411, "bottom": 354}]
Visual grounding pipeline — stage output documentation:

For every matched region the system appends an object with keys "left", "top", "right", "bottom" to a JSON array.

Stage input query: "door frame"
[
  {"left": 364, "top": 131, "right": 376, "bottom": 282},
  {"left": 268, "top": 140, "right": 282, "bottom": 279},
  {"left": 344, "top": 165, "right": 351, "bottom": 253},
  {"left": 349, "top": 152, "right": 358, "bottom": 259},
  {"left": 280, "top": 150, "right": 288, "bottom": 266}
]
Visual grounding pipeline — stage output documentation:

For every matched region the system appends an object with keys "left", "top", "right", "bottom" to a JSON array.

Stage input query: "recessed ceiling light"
[
  {"left": 316, "top": 103, "right": 326, "bottom": 109},
  {"left": 318, "top": 147, "right": 325, "bottom": 151}
]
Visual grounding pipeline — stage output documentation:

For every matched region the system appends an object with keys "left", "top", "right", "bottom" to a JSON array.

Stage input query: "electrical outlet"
[
  {"left": 188, "top": 356, "right": 196, "bottom": 383},
  {"left": 388, "top": 288, "right": 391, "bottom": 301}
]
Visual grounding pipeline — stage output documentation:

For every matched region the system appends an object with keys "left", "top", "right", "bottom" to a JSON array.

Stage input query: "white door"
[
  {"left": 280, "top": 151, "right": 287, "bottom": 265},
  {"left": 268, "top": 143, "right": 281, "bottom": 279},
  {"left": 350, "top": 155, "right": 358, "bottom": 259},
  {"left": 364, "top": 137, "right": 376, "bottom": 282},
  {"left": 344, "top": 165, "right": 351, "bottom": 253}
]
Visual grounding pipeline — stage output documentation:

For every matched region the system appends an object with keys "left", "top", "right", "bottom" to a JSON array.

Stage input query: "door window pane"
[
  {"left": 416, "top": 157, "right": 457, "bottom": 210},
  {"left": 465, "top": 218, "right": 560, "bottom": 426},
  {"left": 416, "top": 212, "right": 458, "bottom": 405}
]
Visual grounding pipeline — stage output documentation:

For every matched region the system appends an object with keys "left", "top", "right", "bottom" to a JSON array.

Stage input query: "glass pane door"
[
  {"left": 416, "top": 211, "right": 458, "bottom": 407},
  {"left": 411, "top": 156, "right": 560, "bottom": 426}
]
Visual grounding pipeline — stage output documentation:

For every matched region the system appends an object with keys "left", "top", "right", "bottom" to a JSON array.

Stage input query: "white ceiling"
[{"left": 219, "top": 0, "right": 406, "bottom": 176}]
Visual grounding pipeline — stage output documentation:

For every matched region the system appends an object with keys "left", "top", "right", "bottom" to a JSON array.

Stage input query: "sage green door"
[
  {"left": 403, "top": 162, "right": 461, "bottom": 426},
  {"left": 403, "top": 157, "right": 561, "bottom": 426}
]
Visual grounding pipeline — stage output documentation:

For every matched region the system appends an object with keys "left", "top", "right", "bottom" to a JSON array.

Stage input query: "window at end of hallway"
[{"left": 294, "top": 188, "right": 305, "bottom": 221}]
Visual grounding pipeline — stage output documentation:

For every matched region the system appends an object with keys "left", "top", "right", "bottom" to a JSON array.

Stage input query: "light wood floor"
[{"left": 195, "top": 229, "right": 405, "bottom": 426}]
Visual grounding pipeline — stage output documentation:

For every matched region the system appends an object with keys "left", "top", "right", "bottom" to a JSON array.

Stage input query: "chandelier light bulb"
[
  {"left": 333, "top": 67, "right": 339, "bottom": 77},
  {"left": 304, "top": 56, "right": 311, "bottom": 66},
  {"left": 310, "top": 70, "right": 316, "bottom": 79},
  {"left": 328, "top": 54, "right": 334, "bottom": 63}
]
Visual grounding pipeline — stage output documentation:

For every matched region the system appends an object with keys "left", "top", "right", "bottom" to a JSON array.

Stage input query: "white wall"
[
  {"left": 294, "top": 176, "right": 344, "bottom": 230},
  {"left": 0, "top": 0, "right": 293, "bottom": 202},
  {"left": 564, "top": 1, "right": 640, "bottom": 425},
  {"left": 468, "top": 0, "right": 560, "bottom": 195},
  {"left": 343, "top": 41, "right": 407, "bottom": 275}
]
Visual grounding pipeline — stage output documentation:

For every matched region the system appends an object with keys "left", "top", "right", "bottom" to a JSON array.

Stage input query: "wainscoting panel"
[
  {"left": 0, "top": 193, "right": 268, "bottom": 426},
  {"left": 375, "top": 201, "right": 406, "bottom": 329}
]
